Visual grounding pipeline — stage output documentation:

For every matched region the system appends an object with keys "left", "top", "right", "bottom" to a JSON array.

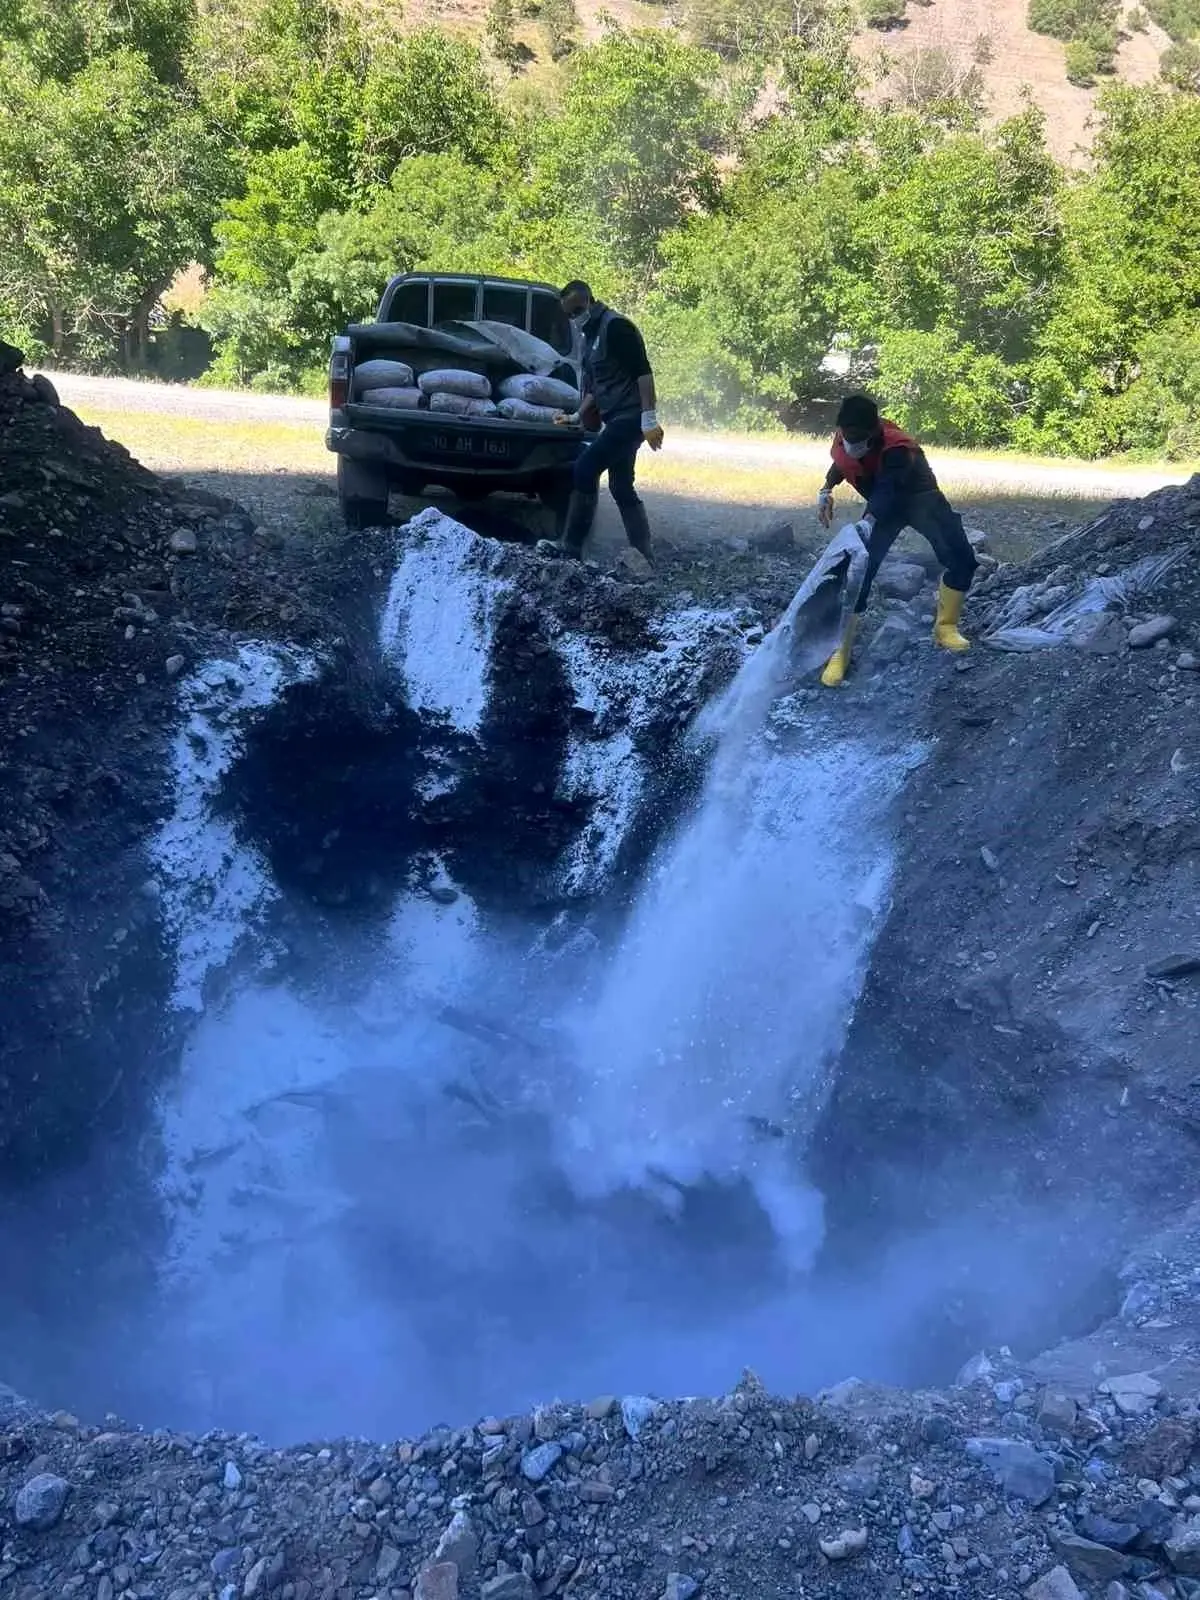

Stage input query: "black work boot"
[
  {"left": 558, "top": 490, "right": 598, "bottom": 558},
  {"left": 619, "top": 499, "right": 653, "bottom": 564}
]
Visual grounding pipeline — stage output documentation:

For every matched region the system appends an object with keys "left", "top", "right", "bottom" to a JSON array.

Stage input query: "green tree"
[
  {"left": 1161, "top": 38, "right": 1200, "bottom": 89},
  {"left": 540, "top": 0, "right": 580, "bottom": 60},
  {"left": 487, "top": 0, "right": 524, "bottom": 71},
  {"left": 873, "top": 327, "right": 1018, "bottom": 445},
  {"left": 1145, "top": 0, "right": 1200, "bottom": 39},
  {"left": 0, "top": 0, "right": 194, "bottom": 83},
  {"left": 529, "top": 30, "right": 726, "bottom": 270},
  {"left": 1019, "top": 85, "right": 1200, "bottom": 454},
  {"left": 0, "top": 44, "right": 226, "bottom": 364}
]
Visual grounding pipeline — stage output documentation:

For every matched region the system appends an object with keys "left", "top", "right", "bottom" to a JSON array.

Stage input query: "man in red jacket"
[{"left": 816, "top": 393, "right": 977, "bottom": 686}]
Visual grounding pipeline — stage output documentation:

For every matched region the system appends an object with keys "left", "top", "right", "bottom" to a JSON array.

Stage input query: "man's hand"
[
  {"left": 641, "top": 410, "right": 664, "bottom": 451},
  {"left": 817, "top": 488, "right": 834, "bottom": 528},
  {"left": 554, "top": 411, "right": 580, "bottom": 427},
  {"left": 850, "top": 514, "right": 876, "bottom": 545}
]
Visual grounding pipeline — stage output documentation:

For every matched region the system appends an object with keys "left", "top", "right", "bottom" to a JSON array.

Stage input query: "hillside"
[{"left": 393, "top": 0, "right": 1174, "bottom": 160}]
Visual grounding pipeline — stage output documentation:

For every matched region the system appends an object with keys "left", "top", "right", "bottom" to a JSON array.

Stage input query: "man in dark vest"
[
  {"left": 553, "top": 281, "right": 663, "bottom": 561},
  {"left": 816, "top": 392, "right": 978, "bottom": 687}
]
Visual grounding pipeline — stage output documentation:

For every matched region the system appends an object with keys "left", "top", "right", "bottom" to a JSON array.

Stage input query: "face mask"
[
  {"left": 569, "top": 309, "right": 590, "bottom": 332},
  {"left": 843, "top": 437, "right": 872, "bottom": 460}
]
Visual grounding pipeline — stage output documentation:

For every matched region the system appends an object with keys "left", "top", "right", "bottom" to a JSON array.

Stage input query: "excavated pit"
[{"left": 0, "top": 508, "right": 1182, "bottom": 1445}]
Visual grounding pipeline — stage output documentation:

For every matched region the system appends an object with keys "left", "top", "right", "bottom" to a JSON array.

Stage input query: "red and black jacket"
[{"left": 824, "top": 419, "right": 939, "bottom": 526}]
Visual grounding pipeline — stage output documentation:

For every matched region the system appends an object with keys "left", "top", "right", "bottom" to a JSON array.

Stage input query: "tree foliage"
[{"left": 0, "top": 0, "right": 1197, "bottom": 452}]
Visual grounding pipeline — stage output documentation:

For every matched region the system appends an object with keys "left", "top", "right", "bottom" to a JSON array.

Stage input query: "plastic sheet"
[{"left": 986, "top": 548, "right": 1186, "bottom": 652}]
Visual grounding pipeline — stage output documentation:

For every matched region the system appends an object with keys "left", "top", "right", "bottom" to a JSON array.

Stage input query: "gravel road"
[{"left": 45, "top": 372, "right": 1187, "bottom": 500}]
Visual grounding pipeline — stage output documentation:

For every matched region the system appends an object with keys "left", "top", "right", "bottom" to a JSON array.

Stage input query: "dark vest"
[{"left": 584, "top": 308, "right": 641, "bottom": 423}]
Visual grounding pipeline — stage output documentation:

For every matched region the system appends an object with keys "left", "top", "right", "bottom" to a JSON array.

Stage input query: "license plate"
[{"left": 424, "top": 431, "right": 512, "bottom": 462}]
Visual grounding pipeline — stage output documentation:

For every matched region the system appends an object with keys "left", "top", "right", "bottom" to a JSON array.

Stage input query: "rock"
[
  {"left": 871, "top": 613, "right": 917, "bottom": 665},
  {"left": 611, "top": 548, "right": 653, "bottom": 582},
  {"left": 1178, "top": 651, "right": 1199, "bottom": 671},
  {"left": 966, "top": 1438, "right": 1056, "bottom": 1505},
  {"left": 14, "top": 1472, "right": 70, "bottom": 1530},
  {"left": 435, "top": 1511, "right": 478, "bottom": 1577},
  {"left": 752, "top": 520, "right": 795, "bottom": 554},
  {"left": 664, "top": 1577, "right": 701, "bottom": 1600},
  {"left": 1129, "top": 1417, "right": 1198, "bottom": 1479},
  {"left": 170, "top": 527, "right": 199, "bottom": 555},
  {"left": 836, "top": 1454, "right": 882, "bottom": 1498},
  {"left": 1167, "top": 1521, "right": 1200, "bottom": 1577},
  {"left": 1039, "top": 1390, "right": 1079, "bottom": 1434},
  {"left": 819, "top": 1527, "right": 868, "bottom": 1561},
  {"left": 243, "top": 1555, "right": 284, "bottom": 1598},
  {"left": 1055, "top": 1533, "right": 1132, "bottom": 1585},
  {"left": 1072, "top": 612, "right": 1127, "bottom": 654},
  {"left": 1128, "top": 615, "right": 1177, "bottom": 649},
  {"left": 1077, "top": 1515, "right": 1141, "bottom": 1551},
  {"left": 211, "top": 1550, "right": 241, "bottom": 1579},
  {"left": 376, "top": 1547, "right": 404, "bottom": 1584},
  {"left": 1026, "top": 1567, "right": 1084, "bottom": 1600},
  {"left": 224, "top": 1460, "right": 243, "bottom": 1491},
  {"left": 1100, "top": 1373, "right": 1162, "bottom": 1416},
  {"left": 1145, "top": 955, "right": 1200, "bottom": 981},
  {"left": 414, "top": 1563, "right": 459, "bottom": 1600},
  {"left": 579, "top": 1480, "right": 615, "bottom": 1504},
  {"left": 481, "top": 1577, "right": 535, "bottom": 1600},
  {"left": 1134, "top": 1497, "right": 1177, "bottom": 1546},
  {"left": 585, "top": 1397, "right": 616, "bottom": 1420},
  {"left": 878, "top": 563, "right": 927, "bottom": 601},
  {"left": 165, "top": 654, "right": 186, "bottom": 677},
  {"left": 620, "top": 1395, "right": 658, "bottom": 1438},
  {"left": 980, "top": 845, "right": 1001, "bottom": 873},
  {"left": 520, "top": 1443, "right": 562, "bottom": 1483},
  {"left": 966, "top": 526, "right": 991, "bottom": 553},
  {"left": 31, "top": 373, "right": 59, "bottom": 406}
]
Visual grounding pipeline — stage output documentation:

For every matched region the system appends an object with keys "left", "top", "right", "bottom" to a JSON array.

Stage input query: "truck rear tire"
[{"left": 338, "top": 458, "right": 390, "bottom": 529}]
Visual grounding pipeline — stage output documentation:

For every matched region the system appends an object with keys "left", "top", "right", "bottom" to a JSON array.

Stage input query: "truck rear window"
[
  {"left": 432, "top": 281, "right": 477, "bottom": 324},
  {"left": 532, "top": 295, "right": 571, "bottom": 356},
  {"left": 386, "top": 280, "right": 429, "bottom": 325},
  {"left": 482, "top": 284, "right": 528, "bottom": 327}
]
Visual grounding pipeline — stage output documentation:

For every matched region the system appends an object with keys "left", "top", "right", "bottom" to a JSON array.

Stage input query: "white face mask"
[
  {"left": 569, "top": 308, "right": 590, "bottom": 332},
  {"left": 843, "top": 437, "right": 871, "bottom": 460}
]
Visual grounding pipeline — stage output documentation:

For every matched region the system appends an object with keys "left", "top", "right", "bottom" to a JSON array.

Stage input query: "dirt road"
[{"left": 46, "top": 372, "right": 1189, "bottom": 499}]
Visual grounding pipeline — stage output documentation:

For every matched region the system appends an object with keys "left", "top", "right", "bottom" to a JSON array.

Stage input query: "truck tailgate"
[{"left": 344, "top": 403, "right": 582, "bottom": 471}]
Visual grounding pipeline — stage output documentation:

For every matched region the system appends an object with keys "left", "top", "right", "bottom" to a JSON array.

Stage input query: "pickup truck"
[{"left": 326, "top": 271, "right": 588, "bottom": 530}]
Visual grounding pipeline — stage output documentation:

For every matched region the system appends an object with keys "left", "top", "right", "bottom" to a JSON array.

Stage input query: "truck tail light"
[{"left": 330, "top": 349, "right": 350, "bottom": 411}]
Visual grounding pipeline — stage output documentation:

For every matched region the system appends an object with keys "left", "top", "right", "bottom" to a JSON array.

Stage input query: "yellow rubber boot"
[
  {"left": 932, "top": 580, "right": 971, "bottom": 652},
  {"left": 820, "top": 614, "right": 860, "bottom": 687}
]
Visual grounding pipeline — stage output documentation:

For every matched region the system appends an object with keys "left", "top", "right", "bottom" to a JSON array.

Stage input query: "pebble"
[
  {"left": 819, "top": 1527, "right": 869, "bottom": 1561},
  {"left": 520, "top": 1443, "right": 562, "bottom": 1483},
  {"left": 1128, "top": 615, "right": 1177, "bottom": 649},
  {"left": 1026, "top": 1566, "right": 1084, "bottom": 1600},
  {"left": 170, "top": 528, "right": 199, "bottom": 555},
  {"left": 414, "top": 1562, "right": 459, "bottom": 1600},
  {"left": 664, "top": 1576, "right": 700, "bottom": 1600},
  {"left": 965, "top": 1438, "right": 1056, "bottom": 1505},
  {"left": 14, "top": 1472, "right": 70, "bottom": 1530},
  {"left": 620, "top": 1396, "right": 658, "bottom": 1439},
  {"left": 224, "top": 1460, "right": 244, "bottom": 1491},
  {"left": 165, "top": 654, "right": 186, "bottom": 677},
  {"left": 1055, "top": 1532, "right": 1133, "bottom": 1585},
  {"left": 481, "top": 1576, "right": 535, "bottom": 1600},
  {"left": 1099, "top": 1373, "right": 1162, "bottom": 1417}
]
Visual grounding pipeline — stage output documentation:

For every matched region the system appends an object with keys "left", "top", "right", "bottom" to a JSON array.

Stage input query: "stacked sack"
[
  {"left": 352, "top": 360, "right": 582, "bottom": 422},
  {"left": 351, "top": 359, "right": 422, "bottom": 410},
  {"left": 496, "top": 373, "right": 581, "bottom": 423},
  {"left": 418, "top": 368, "right": 497, "bottom": 418}
]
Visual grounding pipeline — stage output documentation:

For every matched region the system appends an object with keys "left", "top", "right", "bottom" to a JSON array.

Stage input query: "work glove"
[
  {"left": 641, "top": 410, "right": 665, "bottom": 451},
  {"left": 850, "top": 514, "right": 876, "bottom": 547},
  {"left": 554, "top": 411, "right": 581, "bottom": 427},
  {"left": 817, "top": 488, "right": 834, "bottom": 528}
]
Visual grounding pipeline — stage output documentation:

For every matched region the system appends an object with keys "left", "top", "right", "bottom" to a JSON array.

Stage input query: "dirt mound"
[{"left": 817, "top": 472, "right": 1200, "bottom": 1258}]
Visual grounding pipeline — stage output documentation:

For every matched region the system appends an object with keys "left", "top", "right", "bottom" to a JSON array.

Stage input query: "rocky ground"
[
  {"left": 7, "top": 348, "right": 1200, "bottom": 1600},
  {"left": 5, "top": 1318, "right": 1200, "bottom": 1600}
]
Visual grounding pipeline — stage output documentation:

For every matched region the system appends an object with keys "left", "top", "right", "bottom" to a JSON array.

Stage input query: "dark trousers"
[
  {"left": 572, "top": 414, "right": 644, "bottom": 508},
  {"left": 855, "top": 489, "right": 978, "bottom": 614}
]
